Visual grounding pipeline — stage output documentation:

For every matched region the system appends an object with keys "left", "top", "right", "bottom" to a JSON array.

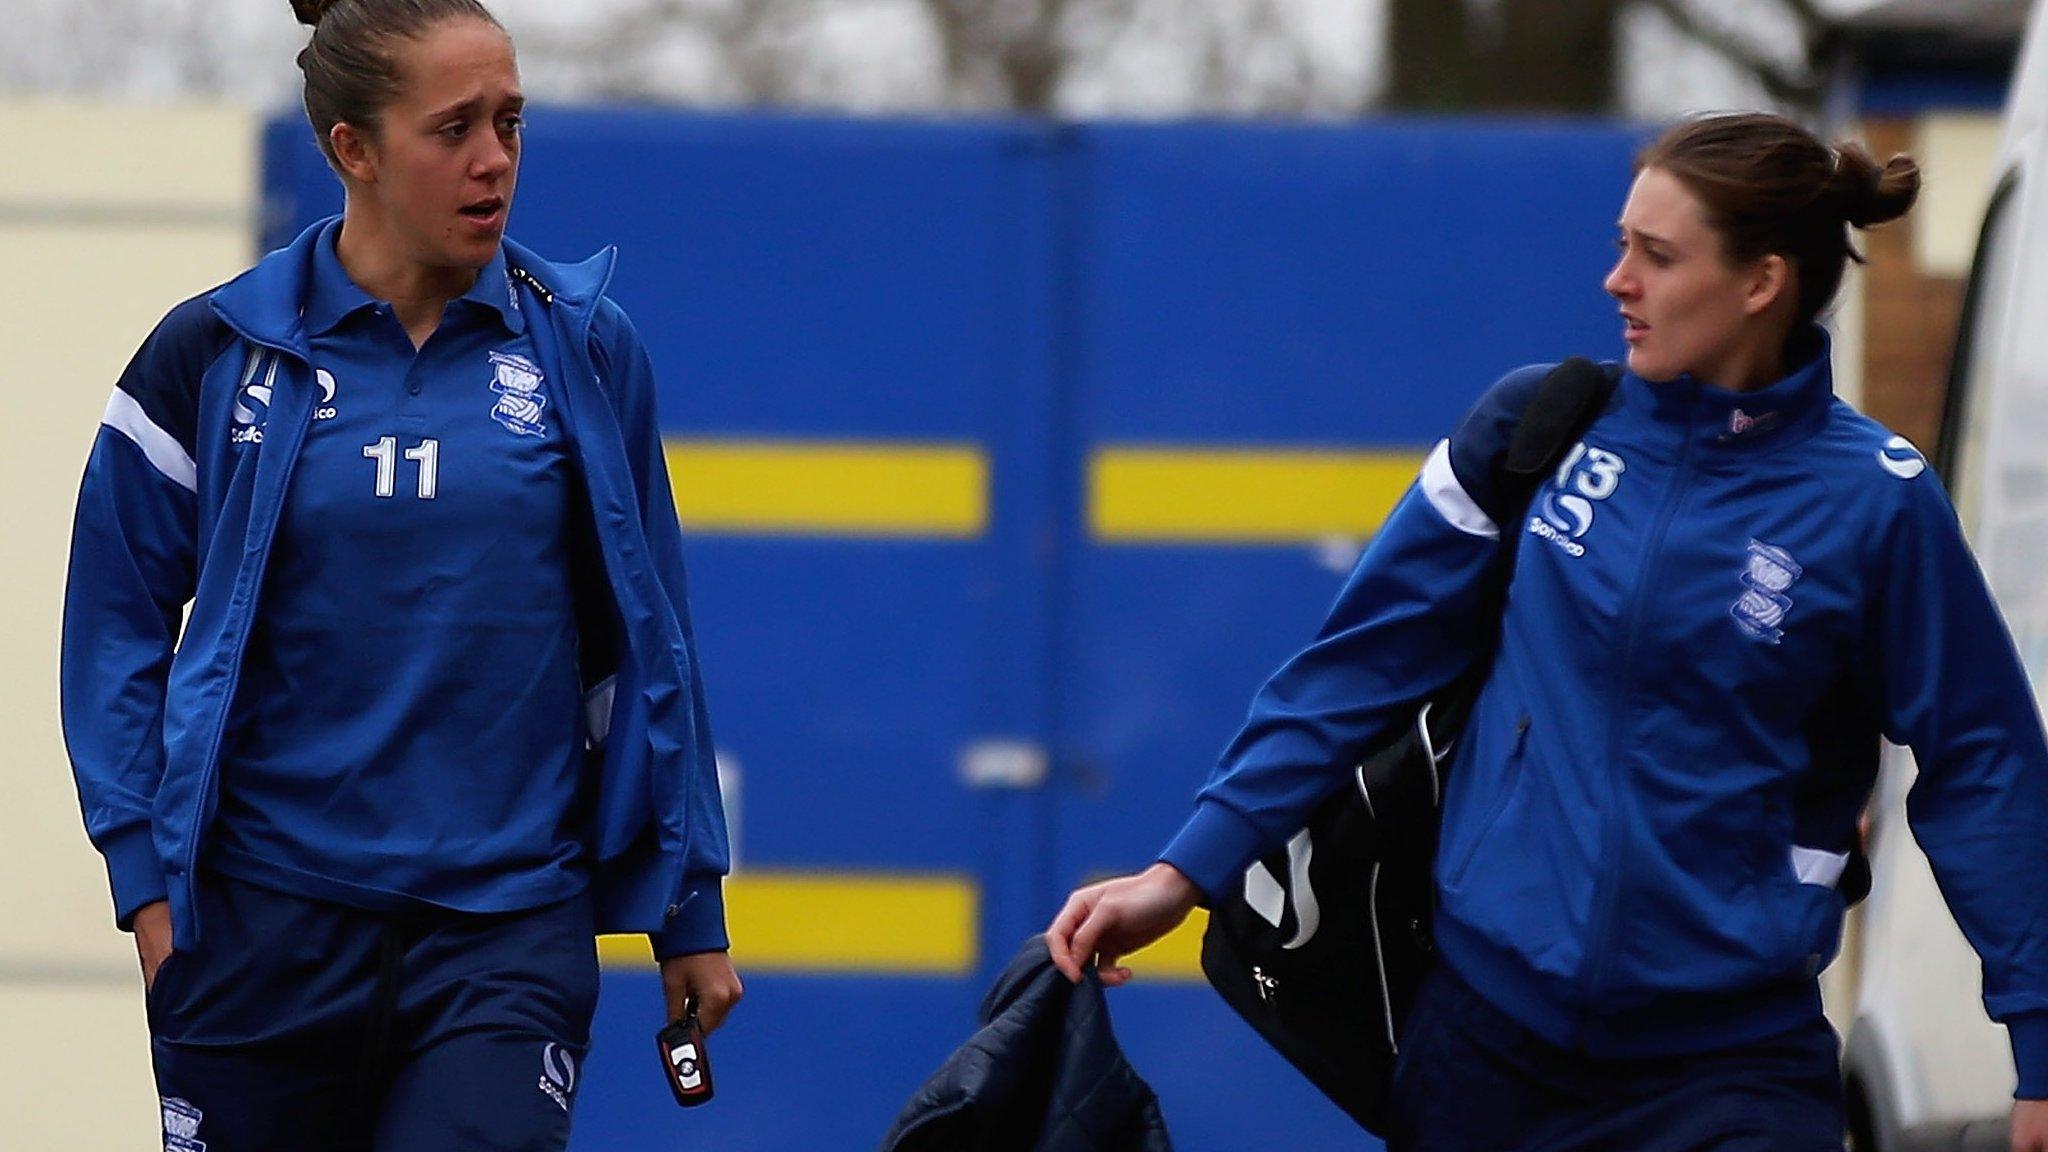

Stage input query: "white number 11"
[{"left": 363, "top": 436, "right": 440, "bottom": 499}]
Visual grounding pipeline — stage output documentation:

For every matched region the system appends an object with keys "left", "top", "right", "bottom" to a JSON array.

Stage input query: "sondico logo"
[
  {"left": 1877, "top": 435, "right": 1925, "bottom": 480},
  {"left": 231, "top": 354, "right": 337, "bottom": 446},
  {"left": 538, "top": 1042, "right": 578, "bottom": 1113},
  {"left": 1243, "top": 828, "right": 1321, "bottom": 951},
  {"left": 230, "top": 352, "right": 276, "bottom": 445},
  {"left": 313, "top": 369, "right": 339, "bottom": 420},
  {"left": 1529, "top": 441, "right": 1626, "bottom": 557}
]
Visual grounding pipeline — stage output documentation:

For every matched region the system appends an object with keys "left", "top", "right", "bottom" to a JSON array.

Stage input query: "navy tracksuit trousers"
[
  {"left": 149, "top": 871, "right": 601, "bottom": 1152},
  {"left": 1385, "top": 961, "right": 1846, "bottom": 1152}
]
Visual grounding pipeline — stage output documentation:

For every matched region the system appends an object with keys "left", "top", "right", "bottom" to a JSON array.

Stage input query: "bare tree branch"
[
  {"left": 1191, "top": 0, "right": 1322, "bottom": 115},
  {"left": 1633, "top": 0, "right": 1827, "bottom": 109},
  {"left": 1777, "top": 0, "right": 1836, "bottom": 43},
  {"left": 9, "top": 0, "right": 1752, "bottom": 123},
  {"left": 1386, "top": 0, "right": 1622, "bottom": 114},
  {"left": 923, "top": 0, "right": 1124, "bottom": 113},
  {"left": 513, "top": 0, "right": 812, "bottom": 105}
]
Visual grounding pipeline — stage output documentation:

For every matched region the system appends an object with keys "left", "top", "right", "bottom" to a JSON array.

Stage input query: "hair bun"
[
  {"left": 290, "top": 0, "right": 338, "bottom": 27},
  {"left": 1832, "top": 141, "right": 1921, "bottom": 229}
]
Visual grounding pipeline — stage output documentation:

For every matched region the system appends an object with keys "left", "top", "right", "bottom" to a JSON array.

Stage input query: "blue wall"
[{"left": 265, "top": 108, "right": 1639, "bottom": 1151}]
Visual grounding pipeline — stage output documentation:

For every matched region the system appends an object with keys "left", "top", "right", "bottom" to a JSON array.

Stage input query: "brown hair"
[
  {"left": 1637, "top": 112, "right": 1921, "bottom": 329},
  {"left": 291, "top": 0, "right": 505, "bottom": 170}
]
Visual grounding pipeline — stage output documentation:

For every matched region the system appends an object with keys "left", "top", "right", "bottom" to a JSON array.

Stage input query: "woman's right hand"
[
  {"left": 134, "top": 900, "right": 173, "bottom": 991},
  {"left": 1046, "top": 862, "right": 1203, "bottom": 987}
]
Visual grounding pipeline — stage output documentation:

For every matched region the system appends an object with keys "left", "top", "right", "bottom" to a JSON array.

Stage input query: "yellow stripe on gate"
[
  {"left": 597, "top": 871, "right": 980, "bottom": 976},
  {"left": 665, "top": 440, "right": 988, "bottom": 538},
  {"left": 1089, "top": 447, "right": 1421, "bottom": 543},
  {"left": 1120, "top": 907, "right": 1208, "bottom": 980}
]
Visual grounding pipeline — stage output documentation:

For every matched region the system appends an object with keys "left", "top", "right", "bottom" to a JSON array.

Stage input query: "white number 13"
[
  {"left": 1576, "top": 447, "right": 1625, "bottom": 499},
  {"left": 362, "top": 436, "right": 440, "bottom": 499},
  {"left": 1553, "top": 442, "right": 1625, "bottom": 500}
]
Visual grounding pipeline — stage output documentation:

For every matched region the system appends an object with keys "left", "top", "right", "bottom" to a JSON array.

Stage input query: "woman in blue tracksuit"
[
  {"left": 61, "top": 1, "right": 738, "bottom": 1147},
  {"left": 1048, "top": 113, "right": 2048, "bottom": 1150}
]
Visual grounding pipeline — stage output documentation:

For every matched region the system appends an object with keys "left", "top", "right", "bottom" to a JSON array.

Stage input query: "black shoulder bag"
[{"left": 1198, "top": 357, "right": 1617, "bottom": 1135}]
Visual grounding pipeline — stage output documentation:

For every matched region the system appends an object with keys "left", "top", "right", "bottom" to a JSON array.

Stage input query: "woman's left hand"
[
  {"left": 659, "top": 950, "right": 743, "bottom": 1033},
  {"left": 2013, "top": 1099, "right": 2048, "bottom": 1151}
]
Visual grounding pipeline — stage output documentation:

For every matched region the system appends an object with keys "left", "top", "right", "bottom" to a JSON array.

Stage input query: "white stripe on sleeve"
[
  {"left": 584, "top": 673, "right": 618, "bottom": 748},
  {"left": 1419, "top": 439, "right": 1497, "bottom": 539},
  {"left": 101, "top": 388, "right": 197, "bottom": 494},
  {"left": 1791, "top": 845, "right": 1849, "bottom": 888}
]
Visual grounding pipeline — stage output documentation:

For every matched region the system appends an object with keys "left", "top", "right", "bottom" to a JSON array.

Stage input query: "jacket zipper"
[
  {"left": 524, "top": 276, "right": 692, "bottom": 867},
  {"left": 1579, "top": 410, "right": 1695, "bottom": 1023},
  {"left": 543, "top": 309, "right": 629, "bottom": 707},
  {"left": 179, "top": 339, "right": 318, "bottom": 903}
]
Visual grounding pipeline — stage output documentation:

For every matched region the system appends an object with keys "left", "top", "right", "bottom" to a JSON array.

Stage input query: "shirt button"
[
  {"left": 665, "top": 904, "right": 681, "bottom": 918},
  {"left": 407, "top": 382, "right": 421, "bottom": 395}
]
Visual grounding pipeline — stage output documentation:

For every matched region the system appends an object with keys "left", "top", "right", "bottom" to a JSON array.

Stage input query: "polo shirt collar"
[{"left": 304, "top": 224, "right": 526, "bottom": 337}]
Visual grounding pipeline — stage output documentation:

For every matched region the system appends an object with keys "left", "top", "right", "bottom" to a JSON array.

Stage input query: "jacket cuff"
[
  {"left": 102, "top": 822, "right": 167, "bottom": 932},
  {"left": 2011, "top": 1012, "right": 2048, "bottom": 1098},
  {"left": 1159, "top": 800, "right": 1269, "bottom": 907},
  {"left": 649, "top": 876, "right": 729, "bottom": 961}
]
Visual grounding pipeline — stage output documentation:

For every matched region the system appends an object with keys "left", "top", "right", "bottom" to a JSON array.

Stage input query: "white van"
[{"left": 1836, "top": 5, "right": 2048, "bottom": 1148}]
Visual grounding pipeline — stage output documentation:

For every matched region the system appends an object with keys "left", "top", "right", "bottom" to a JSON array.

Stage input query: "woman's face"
[
  {"left": 347, "top": 19, "right": 523, "bottom": 271},
  {"left": 1604, "top": 166, "right": 1782, "bottom": 385}
]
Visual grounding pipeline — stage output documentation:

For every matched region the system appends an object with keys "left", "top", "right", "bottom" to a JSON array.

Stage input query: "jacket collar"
[
  {"left": 211, "top": 216, "right": 616, "bottom": 359},
  {"left": 1619, "top": 325, "right": 1836, "bottom": 451},
  {"left": 501, "top": 234, "right": 617, "bottom": 317}
]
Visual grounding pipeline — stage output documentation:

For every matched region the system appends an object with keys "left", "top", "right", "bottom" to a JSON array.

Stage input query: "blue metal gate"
[{"left": 263, "top": 107, "right": 1637, "bottom": 1151}]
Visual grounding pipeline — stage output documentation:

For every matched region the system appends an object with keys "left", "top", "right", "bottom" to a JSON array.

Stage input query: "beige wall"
[
  {"left": 0, "top": 99, "right": 258, "bottom": 1149},
  {"left": 1915, "top": 113, "right": 2007, "bottom": 279},
  {"left": 1853, "top": 111, "right": 2005, "bottom": 457}
]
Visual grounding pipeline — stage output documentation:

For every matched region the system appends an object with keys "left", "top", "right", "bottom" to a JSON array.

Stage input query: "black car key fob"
[{"left": 656, "top": 1001, "right": 714, "bottom": 1107}]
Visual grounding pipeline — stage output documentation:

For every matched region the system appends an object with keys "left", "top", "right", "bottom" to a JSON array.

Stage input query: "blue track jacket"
[
  {"left": 1162, "top": 332, "right": 2048, "bottom": 1094},
  {"left": 63, "top": 220, "right": 730, "bottom": 958}
]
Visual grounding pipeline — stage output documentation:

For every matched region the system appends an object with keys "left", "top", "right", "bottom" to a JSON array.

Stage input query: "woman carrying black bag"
[{"left": 1047, "top": 111, "right": 2048, "bottom": 1152}]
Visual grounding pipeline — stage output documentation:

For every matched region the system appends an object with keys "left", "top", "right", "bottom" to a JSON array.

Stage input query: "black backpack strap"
[
  {"left": 1426, "top": 358, "right": 1617, "bottom": 742},
  {"left": 1498, "top": 356, "right": 1618, "bottom": 513},
  {"left": 1474, "top": 357, "right": 1619, "bottom": 598}
]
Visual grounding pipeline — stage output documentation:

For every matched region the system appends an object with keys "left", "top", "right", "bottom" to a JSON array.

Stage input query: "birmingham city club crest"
[
  {"left": 1732, "top": 539, "right": 1802, "bottom": 644},
  {"left": 488, "top": 350, "right": 548, "bottom": 437}
]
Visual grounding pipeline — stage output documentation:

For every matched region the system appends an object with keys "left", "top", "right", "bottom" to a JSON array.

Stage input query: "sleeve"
[
  {"left": 60, "top": 300, "right": 209, "bottom": 931},
  {"left": 1869, "top": 468, "right": 2048, "bottom": 1098},
  {"left": 591, "top": 301, "right": 732, "bottom": 959},
  {"left": 1158, "top": 365, "right": 1552, "bottom": 901}
]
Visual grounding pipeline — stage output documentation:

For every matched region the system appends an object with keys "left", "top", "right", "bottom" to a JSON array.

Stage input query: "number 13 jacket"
[
  {"left": 1161, "top": 329, "right": 2048, "bottom": 1096},
  {"left": 61, "top": 220, "right": 731, "bottom": 958}
]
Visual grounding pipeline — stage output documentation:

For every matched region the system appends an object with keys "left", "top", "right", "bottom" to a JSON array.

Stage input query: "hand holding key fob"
[{"left": 656, "top": 999, "right": 714, "bottom": 1107}]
